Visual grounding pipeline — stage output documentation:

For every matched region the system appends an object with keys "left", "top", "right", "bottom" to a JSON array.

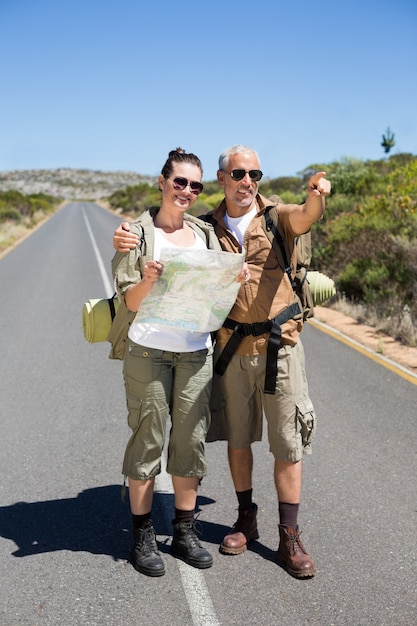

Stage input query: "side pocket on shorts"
[{"left": 296, "top": 400, "right": 316, "bottom": 454}]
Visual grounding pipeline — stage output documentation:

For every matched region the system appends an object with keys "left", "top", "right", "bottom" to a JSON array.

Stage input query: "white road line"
[
  {"left": 156, "top": 456, "right": 220, "bottom": 626},
  {"left": 82, "top": 208, "right": 113, "bottom": 297}
]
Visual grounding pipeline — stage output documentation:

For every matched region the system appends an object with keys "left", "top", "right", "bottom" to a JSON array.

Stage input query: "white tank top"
[{"left": 128, "top": 227, "right": 212, "bottom": 352}]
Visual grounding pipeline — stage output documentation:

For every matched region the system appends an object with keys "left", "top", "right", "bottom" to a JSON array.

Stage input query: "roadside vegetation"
[
  {"left": 1, "top": 150, "right": 416, "bottom": 346},
  {"left": 312, "top": 154, "right": 417, "bottom": 346},
  {"left": 0, "top": 190, "right": 62, "bottom": 253}
]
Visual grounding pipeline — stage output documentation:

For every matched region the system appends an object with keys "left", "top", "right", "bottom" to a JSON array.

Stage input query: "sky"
[{"left": 1, "top": 0, "right": 416, "bottom": 181}]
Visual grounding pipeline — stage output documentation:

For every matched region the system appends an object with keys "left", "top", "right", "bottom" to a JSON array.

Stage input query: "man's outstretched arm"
[{"left": 288, "top": 171, "right": 331, "bottom": 235}]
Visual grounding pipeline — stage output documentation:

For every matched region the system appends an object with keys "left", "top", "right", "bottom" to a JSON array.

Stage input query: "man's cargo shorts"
[{"left": 207, "top": 340, "right": 316, "bottom": 462}]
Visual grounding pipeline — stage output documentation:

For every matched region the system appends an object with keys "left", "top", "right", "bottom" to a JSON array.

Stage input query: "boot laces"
[
  {"left": 289, "top": 530, "right": 306, "bottom": 555},
  {"left": 184, "top": 520, "right": 202, "bottom": 548},
  {"left": 137, "top": 524, "right": 158, "bottom": 555},
  {"left": 281, "top": 526, "right": 307, "bottom": 555}
]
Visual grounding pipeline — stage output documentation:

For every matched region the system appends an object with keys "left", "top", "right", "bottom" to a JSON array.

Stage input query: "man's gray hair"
[{"left": 218, "top": 145, "right": 261, "bottom": 171}]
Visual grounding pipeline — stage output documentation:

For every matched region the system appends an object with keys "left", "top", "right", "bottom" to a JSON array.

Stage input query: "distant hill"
[{"left": 0, "top": 168, "right": 158, "bottom": 200}]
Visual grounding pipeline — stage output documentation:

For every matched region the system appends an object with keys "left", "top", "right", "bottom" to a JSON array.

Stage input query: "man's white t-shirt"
[{"left": 224, "top": 205, "right": 257, "bottom": 247}]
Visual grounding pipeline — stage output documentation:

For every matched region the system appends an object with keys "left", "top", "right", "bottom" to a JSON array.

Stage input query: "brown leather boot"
[
  {"left": 220, "top": 503, "right": 259, "bottom": 555},
  {"left": 277, "top": 525, "right": 316, "bottom": 578}
]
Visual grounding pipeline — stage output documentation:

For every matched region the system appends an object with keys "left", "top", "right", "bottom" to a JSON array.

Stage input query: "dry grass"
[
  {"left": 0, "top": 219, "right": 33, "bottom": 253},
  {"left": 330, "top": 295, "right": 417, "bottom": 347},
  {"left": 0, "top": 220, "right": 37, "bottom": 254},
  {"left": 0, "top": 208, "right": 61, "bottom": 256}
]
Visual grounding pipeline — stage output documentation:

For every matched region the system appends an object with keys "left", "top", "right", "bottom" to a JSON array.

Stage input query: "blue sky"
[{"left": 1, "top": 0, "right": 416, "bottom": 181}]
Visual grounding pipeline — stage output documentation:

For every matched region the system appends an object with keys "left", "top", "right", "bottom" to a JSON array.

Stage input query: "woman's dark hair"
[{"left": 160, "top": 147, "right": 203, "bottom": 179}]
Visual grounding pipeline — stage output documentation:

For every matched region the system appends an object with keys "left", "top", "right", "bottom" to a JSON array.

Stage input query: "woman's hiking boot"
[
  {"left": 171, "top": 520, "right": 213, "bottom": 569},
  {"left": 130, "top": 520, "right": 165, "bottom": 577}
]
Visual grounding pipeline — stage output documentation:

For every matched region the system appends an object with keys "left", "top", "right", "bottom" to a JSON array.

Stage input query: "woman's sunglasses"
[
  {"left": 172, "top": 176, "right": 204, "bottom": 195},
  {"left": 222, "top": 169, "right": 263, "bottom": 182}
]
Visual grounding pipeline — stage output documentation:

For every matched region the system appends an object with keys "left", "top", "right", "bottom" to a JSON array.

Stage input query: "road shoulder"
[{"left": 312, "top": 305, "right": 417, "bottom": 377}]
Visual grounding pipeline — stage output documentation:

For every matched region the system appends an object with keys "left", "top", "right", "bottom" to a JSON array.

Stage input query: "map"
[{"left": 134, "top": 248, "right": 245, "bottom": 332}]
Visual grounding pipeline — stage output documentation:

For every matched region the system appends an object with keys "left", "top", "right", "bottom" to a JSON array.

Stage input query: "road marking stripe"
[
  {"left": 82, "top": 207, "right": 113, "bottom": 297},
  {"left": 156, "top": 457, "right": 220, "bottom": 626},
  {"left": 309, "top": 318, "right": 417, "bottom": 386}
]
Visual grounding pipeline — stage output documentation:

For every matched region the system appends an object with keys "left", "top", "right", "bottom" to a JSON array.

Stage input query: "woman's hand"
[
  {"left": 142, "top": 260, "right": 164, "bottom": 284},
  {"left": 125, "top": 261, "right": 163, "bottom": 312}
]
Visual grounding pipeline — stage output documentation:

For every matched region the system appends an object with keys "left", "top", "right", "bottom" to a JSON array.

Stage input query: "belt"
[{"left": 215, "top": 302, "right": 301, "bottom": 394}]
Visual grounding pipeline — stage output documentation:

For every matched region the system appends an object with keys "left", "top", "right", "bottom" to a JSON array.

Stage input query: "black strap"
[
  {"left": 215, "top": 319, "right": 272, "bottom": 378},
  {"left": 264, "top": 207, "right": 296, "bottom": 292},
  {"left": 108, "top": 293, "right": 117, "bottom": 321},
  {"left": 215, "top": 302, "right": 301, "bottom": 394}
]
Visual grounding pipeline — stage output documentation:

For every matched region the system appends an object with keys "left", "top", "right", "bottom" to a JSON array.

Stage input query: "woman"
[{"left": 112, "top": 148, "right": 246, "bottom": 577}]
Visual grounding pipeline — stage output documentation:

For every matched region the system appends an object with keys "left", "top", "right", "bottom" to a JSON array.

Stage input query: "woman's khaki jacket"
[{"left": 107, "top": 207, "right": 221, "bottom": 360}]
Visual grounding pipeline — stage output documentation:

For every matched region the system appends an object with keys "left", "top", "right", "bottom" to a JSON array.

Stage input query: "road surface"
[{"left": 0, "top": 202, "right": 415, "bottom": 625}]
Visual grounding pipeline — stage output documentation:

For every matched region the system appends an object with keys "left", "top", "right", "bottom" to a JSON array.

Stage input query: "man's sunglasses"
[
  {"left": 172, "top": 176, "right": 204, "bottom": 195},
  {"left": 222, "top": 169, "right": 263, "bottom": 182}
]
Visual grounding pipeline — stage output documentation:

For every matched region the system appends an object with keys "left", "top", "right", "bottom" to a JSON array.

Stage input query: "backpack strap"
[
  {"left": 263, "top": 206, "right": 296, "bottom": 292},
  {"left": 215, "top": 302, "right": 301, "bottom": 393},
  {"left": 108, "top": 293, "right": 117, "bottom": 320}
]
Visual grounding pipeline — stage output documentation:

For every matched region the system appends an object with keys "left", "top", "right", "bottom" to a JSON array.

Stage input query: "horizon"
[{"left": 1, "top": 150, "right": 416, "bottom": 184}]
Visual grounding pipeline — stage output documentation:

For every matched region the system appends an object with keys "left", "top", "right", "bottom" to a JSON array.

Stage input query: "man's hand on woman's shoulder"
[{"left": 114, "top": 222, "right": 138, "bottom": 252}]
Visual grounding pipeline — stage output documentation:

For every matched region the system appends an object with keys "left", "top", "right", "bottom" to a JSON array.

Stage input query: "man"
[{"left": 113, "top": 145, "right": 331, "bottom": 578}]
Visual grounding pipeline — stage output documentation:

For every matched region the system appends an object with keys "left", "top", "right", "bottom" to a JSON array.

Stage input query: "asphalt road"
[{"left": 0, "top": 202, "right": 416, "bottom": 625}]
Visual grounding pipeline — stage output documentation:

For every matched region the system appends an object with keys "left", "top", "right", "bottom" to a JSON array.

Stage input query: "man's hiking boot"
[
  {"left": 130, "top": 521, "right": 165, "bottom": 577},
  {"left": 171, "top": 520, "right": 213, "bottom": 569},
  {"left": 276, "top": 524, "right": 316, "bottom": 578},
  {"left": 220, "top": 503, "right": 259, "bottom": 555}
]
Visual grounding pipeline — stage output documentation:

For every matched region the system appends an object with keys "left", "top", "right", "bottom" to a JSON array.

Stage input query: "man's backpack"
[{"left": 263, "top": 201, "right": 315, "bottom": 321}]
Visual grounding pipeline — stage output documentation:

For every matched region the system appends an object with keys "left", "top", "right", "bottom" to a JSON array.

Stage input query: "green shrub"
[
  {"left": 0, "top": 190, "right": 32, "bottom": 215},
  {"left": 107, "top": 183, "right": 160, "bottom": 215},
  {"left": 259, "top": 176, "right": 304, "bottom": 198},
  {"left": 0, "top": 206, "right": 21, "bottom": 222}
]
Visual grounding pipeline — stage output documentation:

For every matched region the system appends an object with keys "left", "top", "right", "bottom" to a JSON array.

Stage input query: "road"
[{"left": 0, "top": 202, "right": 416, "bottom": 625}]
